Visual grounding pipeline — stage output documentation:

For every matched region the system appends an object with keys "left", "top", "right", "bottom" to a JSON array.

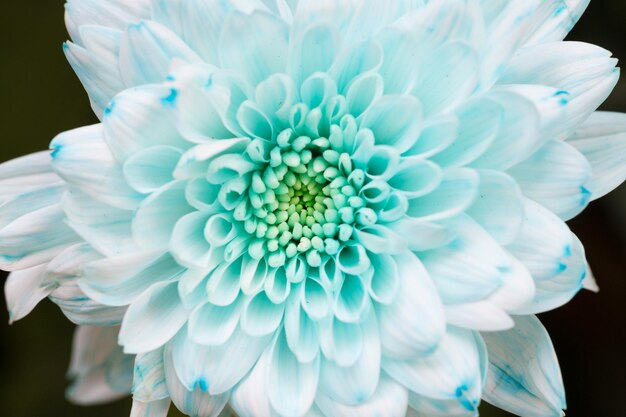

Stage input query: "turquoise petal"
[
  {"left": 284, "top": 289, "right": 320, "bottom": 363},
  {"left": 523, "top": 0, "right": 590, "bottom": 46},
  {"left": 123, "top": 146, "right": 182, "bottom": 193},
  {"left": 482, "top": 315, "right": 566, "bottom": 417},
  {"left": 241, "top": 292, "right": 285, "bottom": 336},
  {"left": 0, "top": 151, "right": 59, "bottom": 204},
  {"left": 408, "top": 391, "right": 477, "bottom": 417},
  {"left": 375, "top": 27, "right": 420, "bottom": 94}
]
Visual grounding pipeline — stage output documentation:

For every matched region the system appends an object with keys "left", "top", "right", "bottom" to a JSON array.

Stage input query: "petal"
[
  {"left": 133, "top": 349, "right": 169, "bottom": 402},
  {"left": 123, "top": 146, "right": 183, "bottom": 193},
  {"left": 384, "top": 328, "right": 486, "bottom": 411},
  {"left": 523, "top": 0, "right": 591, "bottom": 46},
  {"left": 62, "top": 187, "right": 137, "bottom": 257},
  {"left": 219, "top": 11, "right": 289, "bottom": 85},
  {"left": 103, "top": 84, "right": 189, "bottom": 161},
  {"left": 130, "top": 399, "right": 171, "bottom": 417},
  {"left": 509, "top": 139, "right": 592, "bottom": 221},
  {"left": 119, "top": 20, "right": 201, "bottom": 86},
  {"left": 506, "top": 199, "right": 573, "bottom": 282},
  {"left": 0, "top": 151, "right": 60, "bottom": 204},
  {"left": 377, "top": 252, "right": 446, "bottom": 359},
  {"left": 64, "top": 0, "right": 150, "bottom": 43},
  {"left": 420, "top": 216, "right": 509, "bottom": 305},
  {"left": 268, "top": 330, "right": 320, "bottom": 417},
  {"left": 64, "top": 36, "right": 124, "bottom": 118},
  {"left": 0, "top": 204, "right": 79, "bottom": 271},
  {"left": 567, "top": 111, "right": 626, "bottom": 200},
  {"left": 67, "top": 325, "right": 133, "bottom": 405},
  {"left": 51, "top": 124, "right": 143, "bottom": 210},
  {"left": 80, "top": 251, "right": 184, "bottom": 306},
  {"left": 4, "top": 264, "right": 52, "bottom": 323},
  {"left": 289, "top": 24, "right": 341, "bottom": 85},
  {"left": 466, "top": 170, "right": 524, "bottom": 245},
  {"left": 319, "top": 309, "right": 381, "bottom": 405},
  {"left": 230, "top": 350, "right": 278, "bottom": 417},
  {"left": 164, "top": 340, "right": 230, "bottom": 417},
  {"left": 171, "top": 326, "right": 272, "bottom": 395},
  {"left": 119, "top": 281, "right": 189, "bottom": 354},
  {"left": 406, "top": 168, "right": 479, "bottom": 222},
  {"left": 132, "top": 181, "right": 194, "bottom": 250},
  {"left": 316, "top": 375, "right": 409, "bottom": 417},
  {"left": 189, "top": 300, "right": 242, "bottom": 346},
  {"left": 482, "top": 315, "right": 566, "bottom": 417},
  {"left": 360, "top": 96, "right": 423, "bottom": 153}
]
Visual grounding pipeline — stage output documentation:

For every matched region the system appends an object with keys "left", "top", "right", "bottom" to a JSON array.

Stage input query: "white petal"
[
  {"left": 132, "top": 181, "right": 194, "bottom": 250},
  {"left": 219, "top": 11, "right": 289, "bottom": 85},
  {"left": 383, "top": 328, "right": 485, "bottom": 412},
  {"left": 133, "top": 348, "right": 169, "bottom": 402},
  {"left": 482, "top": 315, "right": 566, "bottom": 417},
  {"left": 171, "top": 326, "right": 272, "bottom": 395},
  {"left": 51, "top": 124, "right": 143, "bottom": 209},
  {"left": 0, "top": 151, "right": 60, "bottom": 204},
  {"left": 316, "top": 375, "right": 409, "bottom": 417},
  {"left": 509, "top": 139, "right": 592, "bottom": 221},
  {"left": 164, "top": 340, "right": 230, "bottom": 417},
  {"left": 319, "top": 310, "right": 381, "bottom": 405},
  {"left": 62, "top": 187, "right": 137, "bottom": 257},
  {"left": 523, "top": 0, "right": 590, "bottom": 46},
  {"left": 80, "top": 251, "right": 184, "bottom": 306},
  {"left": 567, "top": 111, "right": 626, "bottom": 200},
  {"left": 119, "top": 20, "right": 201, "bottom": 86},
  {"left": 377, "top": 252, "right": 445, "bottom": 359},
  {"left": 119, "top": 281, "right": 189, "bottom": 354},
  {"left": 268, "top": 330, "right": 320, "bottom": 417},
  {"left": 4, "top": 264, "right": 52, "bottom": 323},
  {"left": 230, "top": 350, "right": 278, "bottom": 417},
  {"left": 130, "top": 399, "right": 171, "bottom": 417},
  {"left": 0, "top": 204, "right": 79, "bottom": 271}
]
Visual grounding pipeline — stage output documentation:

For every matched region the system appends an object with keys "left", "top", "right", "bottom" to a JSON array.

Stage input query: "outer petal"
[
  {"left": 316, "top": 375, "right": 409, "bottom": 417},
  {"left": 383, "top": 328, "right": 485, "bottom": 412},
  {"left": 4, "top": 264, "right": 53, "bottom": 323},
  {"left": 67, "top": 325, "right": 134, "bottom": 405},
  {"left": 130, "top": 399, "right": 171, "bottom": 417},
  {"left": 567, "top": 111, "right": 626, "bottom": 200},
  {"left": 0, "top": 151, "right": 60, "bottom": 204},
  {"left": 523, "top": 0, "right": 590, "bottom": 46},
  {"left": 482, "top": 316, "right": 566, "bottom": 417}
]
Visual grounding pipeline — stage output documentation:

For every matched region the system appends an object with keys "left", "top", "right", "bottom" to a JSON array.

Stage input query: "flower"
[{"left": 2, "top": 0, "right": 626, "bottom": 416}]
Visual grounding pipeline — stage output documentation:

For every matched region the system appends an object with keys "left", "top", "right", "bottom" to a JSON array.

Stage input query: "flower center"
[{"left": 244, "top": 127, "right": 372, "bottom": 269}]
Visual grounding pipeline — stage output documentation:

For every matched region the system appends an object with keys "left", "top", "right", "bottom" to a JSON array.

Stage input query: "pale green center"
[{"left": 244, "top": 127, "right": 375, "bottom": 268}]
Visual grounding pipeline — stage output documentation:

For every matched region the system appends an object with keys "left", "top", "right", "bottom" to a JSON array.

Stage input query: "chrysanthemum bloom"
[{"left": 2, "top": 0, "right": 626, "bottom": 416}]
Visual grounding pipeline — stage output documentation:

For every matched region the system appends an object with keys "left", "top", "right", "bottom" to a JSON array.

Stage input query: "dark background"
[{"left": 0, "top": 1, "right": 624, "bottom": 416}]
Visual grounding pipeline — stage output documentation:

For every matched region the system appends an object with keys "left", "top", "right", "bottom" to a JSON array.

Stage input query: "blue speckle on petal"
[
  {"left": 162, "top": 88, "right": 178, "bottom": 106},
  {"left": 580, "top": 186, "right": 592, "bottom": 206},
  {"left": 194, "top": 378, "right": 209, "bottom": 392},
  {"left": 554, "top": 90, "right": 570, "bottom": 106},
  {"left": 50, "top": 144, "right": 62, "bottom": 158},
  {"left": 553, "top": 4, "right": 567, "bottom": 17}
]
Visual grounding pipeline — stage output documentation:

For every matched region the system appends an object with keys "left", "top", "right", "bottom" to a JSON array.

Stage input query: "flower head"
[{"left": 2, "top": 1, "right": 626, "bottom": 417}]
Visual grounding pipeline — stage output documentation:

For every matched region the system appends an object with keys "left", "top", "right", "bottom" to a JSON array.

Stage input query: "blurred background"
[{"left": 0, "top": 1, "right": 625, "bottom": 416}]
